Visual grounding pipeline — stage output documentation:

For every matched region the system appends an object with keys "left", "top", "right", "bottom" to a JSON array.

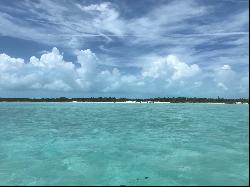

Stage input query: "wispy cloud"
[{"left": 0, "top": 0, "right": 248, "bottom": 46}]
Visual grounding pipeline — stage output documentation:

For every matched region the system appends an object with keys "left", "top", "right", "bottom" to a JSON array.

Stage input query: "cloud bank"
[{"left": 0, "top": 48, "right": 248, "bottom": 98}]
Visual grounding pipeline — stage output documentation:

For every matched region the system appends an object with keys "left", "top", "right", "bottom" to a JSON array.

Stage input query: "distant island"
[{"left": 0, "top": 97, "right": 248, "bottom": 104}]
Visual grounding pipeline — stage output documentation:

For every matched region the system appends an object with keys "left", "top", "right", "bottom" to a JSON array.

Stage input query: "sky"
[{"left": 0, "top": 0, "right": 249, "bottom": 98}]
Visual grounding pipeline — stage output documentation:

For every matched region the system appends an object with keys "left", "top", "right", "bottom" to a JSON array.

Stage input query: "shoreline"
[{"left": 0, "top": 101, "right": 248, "bottom": 105}]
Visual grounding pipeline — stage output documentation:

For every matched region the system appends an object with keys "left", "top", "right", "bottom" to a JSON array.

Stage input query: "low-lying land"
[{"left": 0, "top": 97, "right": 248, "bottom": 104}]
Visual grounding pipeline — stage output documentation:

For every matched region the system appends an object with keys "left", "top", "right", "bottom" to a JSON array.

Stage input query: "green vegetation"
[{"left": 0, "top": 97, "right": 248, "bottom": 104}]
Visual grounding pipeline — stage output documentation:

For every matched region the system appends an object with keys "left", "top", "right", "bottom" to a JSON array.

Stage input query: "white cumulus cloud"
[
  {"left": 0, "top": 48, "right": 248, "bottom": 98},
  {"left": 142, "top": 54, "right": 201, "bottom": 81}
]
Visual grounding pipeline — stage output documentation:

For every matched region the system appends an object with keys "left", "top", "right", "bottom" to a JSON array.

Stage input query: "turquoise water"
[{"left": 0, "top": 103, "right": 248, "bottom": 186}]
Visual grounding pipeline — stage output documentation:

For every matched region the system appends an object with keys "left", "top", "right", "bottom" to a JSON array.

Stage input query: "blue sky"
[{"left": 0, "top": 0, "right": 249, "bottom": 98}]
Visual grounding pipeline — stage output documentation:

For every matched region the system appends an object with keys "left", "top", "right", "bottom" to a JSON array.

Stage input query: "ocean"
[{"left": 0, "top": 103, "right": 248, "bottom": 185}]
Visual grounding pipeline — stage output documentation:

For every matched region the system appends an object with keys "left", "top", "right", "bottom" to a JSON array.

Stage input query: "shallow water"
[{"left": 0, "top": 103, "right": 248, "bottom": 185}]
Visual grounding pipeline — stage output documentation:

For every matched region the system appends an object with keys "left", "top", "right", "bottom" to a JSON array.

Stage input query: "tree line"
[{"left": 0, "top": 97, "right": 248, "bottom": 104}]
